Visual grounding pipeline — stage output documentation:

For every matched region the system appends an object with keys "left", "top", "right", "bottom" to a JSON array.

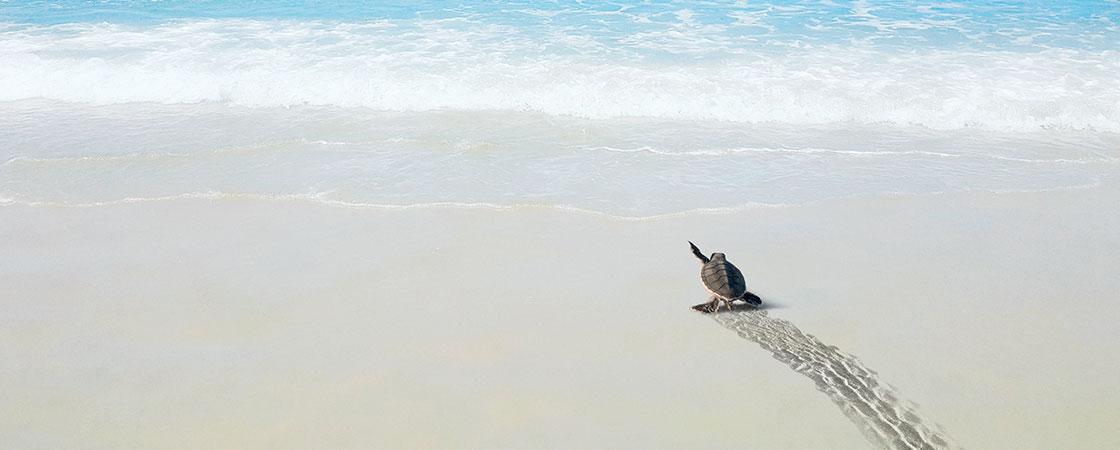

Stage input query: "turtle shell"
[{"left": 701, "top": 253, "right": 747, "bottom": 299}]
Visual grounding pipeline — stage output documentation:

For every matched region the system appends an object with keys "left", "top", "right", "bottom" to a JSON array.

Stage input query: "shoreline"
[{"left": 0, "top": 173, "right": 1112, "bottom": 221}]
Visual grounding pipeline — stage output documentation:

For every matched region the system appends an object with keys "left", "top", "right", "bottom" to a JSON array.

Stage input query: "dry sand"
[{"left": 2, "top": 178, "right": 1119, "bottom": 449}]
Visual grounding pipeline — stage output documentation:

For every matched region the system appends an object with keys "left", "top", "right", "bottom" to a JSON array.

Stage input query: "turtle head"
[{"left": 711, "top": 252, "right": 725, "bottom": 260}]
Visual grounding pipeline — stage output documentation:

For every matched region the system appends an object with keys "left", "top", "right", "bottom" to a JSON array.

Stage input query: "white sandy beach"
[{"left": 3, "top": 177, "right": 1118, "bottom": 449}]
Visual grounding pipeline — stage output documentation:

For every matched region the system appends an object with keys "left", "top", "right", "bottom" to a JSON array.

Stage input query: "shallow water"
[
  {"left": 2, "top": 101, "right": 1117, "bottom": 217},
  {"left": 3, "top": 1, "right": 1119, "bottom": 216}
]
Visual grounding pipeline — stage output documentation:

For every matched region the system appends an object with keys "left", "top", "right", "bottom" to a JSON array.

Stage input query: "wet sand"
[{"left": 2, "top": 179, "right": 1118, "bottom": 449}]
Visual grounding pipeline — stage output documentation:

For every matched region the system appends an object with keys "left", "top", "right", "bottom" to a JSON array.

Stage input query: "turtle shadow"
[{"left": 702, "top": 305, "right": 955, "bottom": 450}]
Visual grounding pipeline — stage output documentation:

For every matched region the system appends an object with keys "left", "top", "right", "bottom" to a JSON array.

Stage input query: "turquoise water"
[
  {"left": 5, "top": 0, "right": 1118, "bottom": 51},
  {"left": 1, "top": 1, "right": 1118, "bottom": 216}
]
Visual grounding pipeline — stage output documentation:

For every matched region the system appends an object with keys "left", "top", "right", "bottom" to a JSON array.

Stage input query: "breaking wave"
[{"left": 1, "top": 19, "right": 1118, "bottom": 132}]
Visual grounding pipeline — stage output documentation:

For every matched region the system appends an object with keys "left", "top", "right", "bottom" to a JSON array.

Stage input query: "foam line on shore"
[
  {"left": 581, "top": 146, "right": 970, "bottom": 159},
  {"left": 711, "top": 309, "right": 956, "bottom": 450},
  {"left": 6, "top": 139, "right": 1115, "bottom": 169},
  {"left": 0, "top": 192, "right": 794, "bottom": 221},
  {"left": 0, "top": 181, "right": 1109, "bottom": 221},
  {"left": 581, "top": 146, "right": 1120, "bottom": 164}
]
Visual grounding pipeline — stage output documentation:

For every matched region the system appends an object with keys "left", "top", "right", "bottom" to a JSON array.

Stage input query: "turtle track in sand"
[{"left": 711, "top": 309, "right": 957, "bottom": 450}]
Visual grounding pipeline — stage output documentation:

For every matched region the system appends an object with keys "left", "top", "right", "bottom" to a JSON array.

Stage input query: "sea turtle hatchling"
[{"left": 689, "top": 241, "right": 762, "bottom": 313}]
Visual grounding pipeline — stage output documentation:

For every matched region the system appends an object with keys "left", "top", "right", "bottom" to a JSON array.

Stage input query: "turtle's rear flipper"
[{"left": 740, "top": 291, "right": 762, "bottom": 307}]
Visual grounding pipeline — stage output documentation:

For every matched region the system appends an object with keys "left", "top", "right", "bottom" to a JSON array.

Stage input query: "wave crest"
[{"left": 1, "top": 20, "right": 1118, "bottom": 131}]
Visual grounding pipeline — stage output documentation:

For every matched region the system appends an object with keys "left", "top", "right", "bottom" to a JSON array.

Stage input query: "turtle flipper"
[
  {"left": 691, "top": 303, "right": 714, "bottom": 313},
  {"left": 740, "top": 291, "right": 763, "bottom": 307},
  {"left": 689, "top": 241, "right": 710, "bottom": 264},
  {"left": 692, "top": 295, "right": 718, "bottom": 313}
]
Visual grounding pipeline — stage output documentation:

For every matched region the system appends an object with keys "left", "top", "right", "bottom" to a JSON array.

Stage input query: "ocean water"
[{"left": 2, "top": 0, "right": 1118, "bottom": 217}]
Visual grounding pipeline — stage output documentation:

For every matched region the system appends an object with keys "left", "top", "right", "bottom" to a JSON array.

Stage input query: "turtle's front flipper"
[
  {"left": 692, "top": 295, "right": 718, "bottom": 313},
  {"left": 689, "top": 241, "right": 710, "bottom": 264},
  {"left": 740, "top": 291, "right": 762, "bottom": 307}
]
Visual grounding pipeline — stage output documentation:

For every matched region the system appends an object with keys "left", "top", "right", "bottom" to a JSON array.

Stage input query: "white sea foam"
[
  {"left": 1, "top": 19, "right": 1118, "bottom": 131},
  {"left": 580, "top": 146, "right": 969, "bottom": 158},
  {"left": 578, "top": 145, "right": 1120, "bottom": 163}
]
